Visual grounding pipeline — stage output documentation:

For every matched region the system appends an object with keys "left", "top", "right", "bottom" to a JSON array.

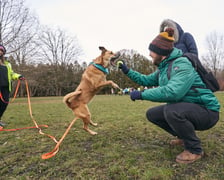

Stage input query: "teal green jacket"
[
  {"left": 126, "top": 48, "right": 220, "bottom": 112},
  {"left": 2, "top": 60, "right": 21, "bottom": 92}
]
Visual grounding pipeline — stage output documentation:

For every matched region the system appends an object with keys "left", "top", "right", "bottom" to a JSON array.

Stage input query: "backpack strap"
[
  {"left": 167, "top": 57, "right": 178, "bottom": 80},
  {"left": 156, "top": 57, "right": 178, "bottom": 80}
]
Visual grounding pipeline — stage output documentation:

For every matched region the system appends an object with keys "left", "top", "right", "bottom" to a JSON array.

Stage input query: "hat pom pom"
[{"left": 165, "top": 28, "right": 174, "bottom": 37}]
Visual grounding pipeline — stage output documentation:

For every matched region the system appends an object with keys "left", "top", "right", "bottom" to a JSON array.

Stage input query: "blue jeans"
[{"left": 146, "top": 102, "right": 219, "bottom": 154}]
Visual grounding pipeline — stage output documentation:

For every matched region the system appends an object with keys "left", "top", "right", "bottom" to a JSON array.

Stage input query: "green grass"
[{"left": 0, "top": 93, "right": 224, "bottom": 179}]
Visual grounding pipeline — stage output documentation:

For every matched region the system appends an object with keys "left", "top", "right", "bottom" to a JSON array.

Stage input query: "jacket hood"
[{"left": 160, "top": 19, "right": 183, "bottom": 43}]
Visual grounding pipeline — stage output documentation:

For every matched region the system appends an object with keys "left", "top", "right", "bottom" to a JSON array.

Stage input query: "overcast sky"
[{"left": 25, "top": 0, "right": 224, "bottom": 62}]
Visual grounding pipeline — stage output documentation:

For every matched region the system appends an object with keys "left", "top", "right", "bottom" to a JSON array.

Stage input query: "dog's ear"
[{"left": 99, "top": 46, "right": 107, "bottom": 52}]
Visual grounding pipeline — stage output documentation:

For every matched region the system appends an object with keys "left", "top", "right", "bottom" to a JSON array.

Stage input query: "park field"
[{"left": 0, "top": 93, "right": 224, "bottom": 179}]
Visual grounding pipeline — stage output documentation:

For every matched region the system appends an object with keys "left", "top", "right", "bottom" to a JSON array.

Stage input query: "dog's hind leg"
[
  {"left": 83, "top": 116, "right": 98, "bottom": 135},
  {"left": 85, "top": 105, "right": 98, "bottom": 127},
  {"left": 75, "top": 104, "right": 98, "bottom": 135}
]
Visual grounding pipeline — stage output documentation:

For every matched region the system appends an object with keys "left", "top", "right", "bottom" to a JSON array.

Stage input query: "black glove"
[
  {"left": 117, "top": 60, "right": 129, "bottom": 74},
  {"left": 19, "top": 75, "right": 25, "bottom": 80},
  {"left": 130, "top": 90, "right": 142, "bottom": 101}
]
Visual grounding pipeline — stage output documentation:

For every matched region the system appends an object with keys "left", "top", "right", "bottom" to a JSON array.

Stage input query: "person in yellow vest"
[{"left": 0, "top": 44, "right": 25, "bottom": 127}]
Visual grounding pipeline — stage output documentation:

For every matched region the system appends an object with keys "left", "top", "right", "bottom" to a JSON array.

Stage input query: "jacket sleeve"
[
  {"left": 183, "top": 33, "right": 198, "bottom": 56},
  {"left": 141, "top": 58, "right": 196, "bottom": 102},
  {"left": 11, "top": 72, "right": 21, "bottom": 80},
  {"left": 8, "top": 63, "right": 21, "bottom": 80},
  {"left": 126, "top": 69, "right": 159, "bottom": 87}
]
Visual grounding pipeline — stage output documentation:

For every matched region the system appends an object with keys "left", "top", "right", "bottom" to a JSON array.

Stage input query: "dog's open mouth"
[{"left": 110, "top": 52, "right": 121, "bottom": 67}]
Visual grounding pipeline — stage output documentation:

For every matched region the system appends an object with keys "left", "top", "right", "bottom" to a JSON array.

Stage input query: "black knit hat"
[
  {"left": 149, "top": 28, "right": 175, "bottom": 56},
  {"left": 0, "top": 45, "right": 6, "bottom": 55}
]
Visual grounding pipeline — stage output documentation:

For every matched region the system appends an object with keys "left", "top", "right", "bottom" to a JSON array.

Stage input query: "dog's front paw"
[{"left": 112, "top": 83, "right": 120, "bottom": 89}]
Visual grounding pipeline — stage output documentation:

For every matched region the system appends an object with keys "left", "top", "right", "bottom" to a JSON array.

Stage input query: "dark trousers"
[
  {"left": 0, "top": 87, "right": 10, "bottom": 118},
  {"left": 146, "top": 102, "right": 219, "bottom": 154}
]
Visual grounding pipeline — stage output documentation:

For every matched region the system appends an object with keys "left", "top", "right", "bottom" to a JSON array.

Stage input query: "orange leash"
[
  {"left": 0, "top": 80, "right": 58, "bottom": 149},
  {"left": 24, "top": 80, "right": 58, "bottom": 144},
  {"left": 0, "top": 80, "right": 20, "bottom": 104},
  {"left": 0, "top": 93, "right": 9, "bottom": 104},
  {"left": 11, "top": 79, "right": 21, "bottom": 103},
  {"left": 21, "top": 80, "right": 77, "bottom": 159},
  {"left": 0, "top": 125, "right": 48, "bottom": 131},
  {"left": 41, "top": 117, "right": 78, "bottom": 159},
  {"left": 0, "top": 79, "right": 75, "bottom": 159}
]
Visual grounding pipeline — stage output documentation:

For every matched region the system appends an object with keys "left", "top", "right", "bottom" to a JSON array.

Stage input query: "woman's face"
[{"left": 0, "top": 50, "right": 4, "bottom": 58}]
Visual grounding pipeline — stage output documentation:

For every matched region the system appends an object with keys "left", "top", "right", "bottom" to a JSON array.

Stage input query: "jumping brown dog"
[{"left": 63, "top": 46, "right": 120, "bottom": 135}]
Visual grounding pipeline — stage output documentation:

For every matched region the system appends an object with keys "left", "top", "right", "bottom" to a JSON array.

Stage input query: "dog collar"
[{"left": 89, "top": 62, "right": 109, "bottom": 74}]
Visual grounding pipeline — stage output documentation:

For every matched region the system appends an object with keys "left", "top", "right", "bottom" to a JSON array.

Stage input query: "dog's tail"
[{"left": 63, "top": 90, "right": 82, "bottom": 105}]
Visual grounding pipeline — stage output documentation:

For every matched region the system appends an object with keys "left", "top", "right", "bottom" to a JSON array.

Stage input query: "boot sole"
[{"left": 176, "top": 152, "right": 204, "bottom": 164}]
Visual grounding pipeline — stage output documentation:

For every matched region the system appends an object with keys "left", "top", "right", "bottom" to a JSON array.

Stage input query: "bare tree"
[
  {"left": 0, "top": 0, "right": 39, "bottom": 54},
  {"left": 37, "top": 26, "right": 83, "bottom": 65},
  {"left": 33, "top": 26, "right": 84, "bottom": 95},
  {"left": 201, "top": 31, "right": 224, "bottom": 77}
]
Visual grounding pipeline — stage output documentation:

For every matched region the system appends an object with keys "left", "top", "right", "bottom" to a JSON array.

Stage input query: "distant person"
[
  {"left": 118, "top": 28, "right": 220, "bottom": 164},
  {"left": 111, "top": 88, "right": 114, "bottom": 95},
  {"left": 0, "top": 44, "right": 25, "bottom": 127},
  {"left": 160, "top": 19, "right": 198, "bottom": 56}
]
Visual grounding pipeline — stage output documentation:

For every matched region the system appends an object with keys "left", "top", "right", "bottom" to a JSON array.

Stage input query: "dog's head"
[{"left": 94, "top": 46, "right": 120, "bottom": 68}]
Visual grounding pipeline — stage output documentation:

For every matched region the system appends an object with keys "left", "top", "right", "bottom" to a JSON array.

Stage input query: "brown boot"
[
  {"left": 170, "top": 139, "right": 184, "bottom": 146},
  {"left": 176, "top": 150, "right": 204, "bottom": 164}
]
